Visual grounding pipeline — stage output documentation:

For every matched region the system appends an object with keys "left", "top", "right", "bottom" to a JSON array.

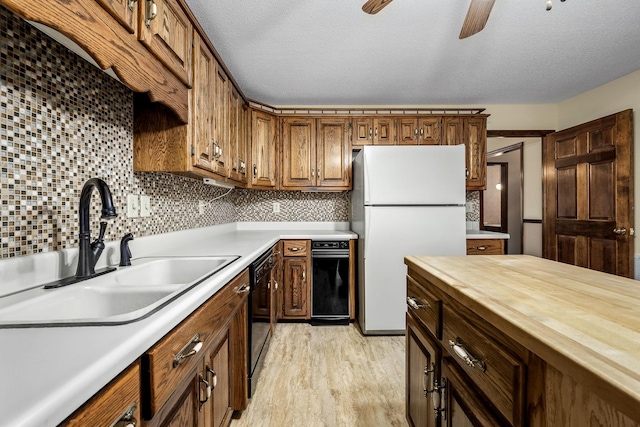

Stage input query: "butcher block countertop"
[{"left": 404, "top": 254, "right": 640, "bottom": 422}]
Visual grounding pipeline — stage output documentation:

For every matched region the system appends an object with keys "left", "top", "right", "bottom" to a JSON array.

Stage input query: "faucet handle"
[
  {"left": 96, "top": 221, "right": 107, "bottom": 242},
  {"left": 120, "top": 233, "right": 134, "bottom": 267}
]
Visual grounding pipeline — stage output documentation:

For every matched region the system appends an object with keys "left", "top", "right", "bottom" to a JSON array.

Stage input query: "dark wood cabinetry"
[
  {"left": 280, "top": 240, "right": 311, "bottom": 319},
  {"left": 251, "top": 110, "right": 278, "bottom": 189}
]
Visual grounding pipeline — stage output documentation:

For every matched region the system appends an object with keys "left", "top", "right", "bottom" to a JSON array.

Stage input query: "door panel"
[
  {"left": 192, "top": 33, "right": 215, "bottom": 172},
  {"left": 399, "top": 118, "right": 418, "bottom": 145},
  {"left": 373, "top": 117, "right": 396, "bottom": 145},
  {"left": 543, "top": 110, "right": 634, "bottom": 278},
  {"left": 282, "top": 118, "right": 315, "bottom": 187},
  {"left": 353, "top": 117, "right": 373, "bottom": 146},
  {"left": 251, "top": 111, "right": 277, "bottom": 188},
  {"left": 317, "top": 118, "right": 350, "bottom": 187}
]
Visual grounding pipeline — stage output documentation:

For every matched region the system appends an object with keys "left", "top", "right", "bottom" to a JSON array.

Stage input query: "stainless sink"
[{"left": 0, "top": 256, "right": 239, "bottom": 327}]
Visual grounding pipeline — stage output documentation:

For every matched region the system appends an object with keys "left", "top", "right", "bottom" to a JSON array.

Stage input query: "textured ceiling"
[{"left": 185, "top": 0, "right": 640, "bottom": 106}]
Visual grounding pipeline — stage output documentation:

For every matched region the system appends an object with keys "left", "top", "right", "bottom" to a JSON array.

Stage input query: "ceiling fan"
[{"left": 362, "top": 0, "right": 496, "bottom": 39}]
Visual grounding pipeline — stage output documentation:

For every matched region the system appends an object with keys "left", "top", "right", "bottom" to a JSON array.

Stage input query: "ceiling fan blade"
[
  {"left": 362, "top": 0, "right": 394, "bottom": 14},
  {"left": 459, "top": 0, "right": 496, "bottom": 39}
]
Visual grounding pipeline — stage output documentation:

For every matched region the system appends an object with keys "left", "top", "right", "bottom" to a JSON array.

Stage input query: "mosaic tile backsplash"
[
  {"left": 1, "top": 7, "right": 480, "bottom": 259},
  {"left": 0, "top": 7, "right": 348, "bottom": 258}
]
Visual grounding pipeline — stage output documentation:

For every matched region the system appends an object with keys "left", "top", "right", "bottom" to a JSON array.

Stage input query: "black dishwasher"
[{"left": 311, "top": 240, "right": 350, "bottom": 325}]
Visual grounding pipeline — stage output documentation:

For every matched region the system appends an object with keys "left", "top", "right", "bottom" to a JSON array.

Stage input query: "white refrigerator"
[{"left": 351, "top": 145, "right": 466, "bottom": 335}]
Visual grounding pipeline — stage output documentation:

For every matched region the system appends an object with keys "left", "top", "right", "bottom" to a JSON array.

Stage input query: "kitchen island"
[{"left": 405, "top": 254, "right": 640, "bottom": 426}]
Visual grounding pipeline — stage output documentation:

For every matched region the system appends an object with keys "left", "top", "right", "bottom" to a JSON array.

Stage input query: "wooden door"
[
  {"left": 191, "top": 32, "right": 215, "bottom": 173},
  {"left": 352, "top": 117, "right": 373, "bottom": 146},
  {"left": 213, "top": 66, "right": 229, "bottom": 177},
  {"left": 138, "top": 0, "right": 192, "bottom": 87},
  {"left": 317, "top": 118, "right": 351, "bottom": 188},
  {"left": 238, "top": 104, "right": 249, "bottom": 183},
  {"left": 406, "top": 316, "right": 440, "bottom": 427},
  {"left": 441, "top": 359, "right": 503, "bottom": 426},
  {"left": 373, "top": 117, "right": 396, "bottom": 145},
  {"left": 204, "top": 336, "right": 232, "bottom": 427},
  {"left": 227, "top": 85, "right": 242, "bottom": 183},
  {"left": 442, "top": 117, "right": 463, "bottom": 146},
  {"left": 251, "top": 110, "right": 277, "bottom": 188},
  {"left": 543, "top": 110, "right": 634, "bottom": 278},
  {"left": 282, "top": 257, "right": 309, "bottom": 318},
  {"left": 464, "top": 117, "right": 487, "bottom": 190},
  {"left": 159, "top": 367, "right": 203, "bottom": 427},
  {"left": 282, "top": 118, "right": 316, "bottom": 188},
  {"left": 399, "top": 117, "right": 419, "bottom": 145},
  {"left": 418, "top": 117, "right": 441, "bottom": 145},
  {"left": 96, "top": 0, "right": 137, "bottom": 34}
]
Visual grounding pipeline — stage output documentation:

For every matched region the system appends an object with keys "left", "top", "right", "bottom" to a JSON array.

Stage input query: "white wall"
[{"left": 558, "top": 70, "right": 640, "bottom": 255}]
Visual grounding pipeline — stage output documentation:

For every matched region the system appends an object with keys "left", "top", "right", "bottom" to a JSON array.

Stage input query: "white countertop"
[
  {"left": 466, "top": 229, "right": 510, "bottom": 239},
  {"left": 0, "top": 223, "right": 356, "bottom": 427}
]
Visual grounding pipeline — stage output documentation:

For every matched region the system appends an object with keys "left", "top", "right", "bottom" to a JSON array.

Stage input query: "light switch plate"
[
  {"left": 127, "top": 194, "right": 139, "bottom": 218},
  {"left": 199, "top": 200, "right": 206, "bottom": 215},
  {"left": 140, "top": 195, "right": 151, "bottom": 217}
]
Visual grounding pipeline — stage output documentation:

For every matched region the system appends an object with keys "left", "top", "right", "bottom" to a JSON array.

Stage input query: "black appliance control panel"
[{"left": 312, "top": 240, "right": 349, "bottom": 250}]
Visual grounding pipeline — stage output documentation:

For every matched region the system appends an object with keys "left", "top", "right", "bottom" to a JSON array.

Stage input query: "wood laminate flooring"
[{"left": 231, "top": 323, "right": 408, "bottom": 427}]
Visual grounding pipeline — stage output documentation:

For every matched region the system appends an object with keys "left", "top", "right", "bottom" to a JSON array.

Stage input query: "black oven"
[
  {"left": 247, "top": 246, "right": 275, "bottom": 398},
  {"left": 311, "top": 240, "right": 350, "bottom": 325}
]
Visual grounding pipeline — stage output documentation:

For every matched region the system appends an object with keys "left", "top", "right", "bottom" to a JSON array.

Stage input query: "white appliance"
[{"left": 351, "top": 145, "right": 466, "bottom": 335}]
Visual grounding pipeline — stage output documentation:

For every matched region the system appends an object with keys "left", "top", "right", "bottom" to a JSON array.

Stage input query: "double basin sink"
[{"left": 0, "top": 256, "right": 239, "bottom": 327}]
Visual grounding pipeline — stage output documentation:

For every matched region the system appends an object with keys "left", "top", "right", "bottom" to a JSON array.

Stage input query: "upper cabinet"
[
  {"left": 281, "top": 117, "right": 351, "bottom": 190},
  {"left": 138, "top": 0, "right": 193, "bottom": 87},
  {"left": 228, "top": 85, "right": 248, "bottom": 185},
  {"left": 192, "top": 31, "right": 216, "bottom": 173},
  {"left": 251, "top": 110, "right": 278, "bottom": 189},
  {"left": 464, "top": 116, "right": 487, "bottom": 190},
  {"left": 398, "top": 117, "right": 442, "bottom": 145},
  {"left": 96, "top": 0, "right": 138, "bottom": 34},
  {"left": 352, "top": 117, "right": 397, "bottom": 146}
]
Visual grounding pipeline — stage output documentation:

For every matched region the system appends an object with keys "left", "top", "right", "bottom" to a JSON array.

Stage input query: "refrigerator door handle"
[{"left": 364, "top": 208, "right": 370, "bottom": 259}]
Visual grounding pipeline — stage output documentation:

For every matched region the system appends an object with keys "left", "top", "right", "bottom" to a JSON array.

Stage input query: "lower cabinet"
[
  {"left": 280, "top": 240, "right": 311, "bottom": 319},
  {"left": 466, "top": 238, "right": 505, "bottom": 255},
  {"left": 406, "top": 268, "right": 526, "bottom": 427},
  {"left": 142, "top": 269, "right": 249, "bottom": 427},
  {"left": 62, "top": 362, "right": 141, "bottom": 427}
]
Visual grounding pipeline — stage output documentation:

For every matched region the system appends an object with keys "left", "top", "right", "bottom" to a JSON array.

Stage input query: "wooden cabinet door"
[
  {"left": 191, "top": 32, "right": 215, "bottom": 173},
  {"left": 213, "top": 66, "right": 230, "bottom": 177},
  {"left": 440, "top": 359, "right": 503, "bottom": 427},
  {"left": 138, "top": 0, "right": 193, "bottom": 87},
  {"left": 251, "top": 110, "right": 278, "bottom": 188},
  {"left": 442, "top": 117, "right": 463, "bottom": 146},
  {"left": 238, "top": 104, "right": 249, "bottom": 184},
  {"left": 317, "top": 118, "right": 350, "bottom": 188},
  {"left": 228, "top": 85, "right": 246, "bottom": 183},
  {"left": 282, "top": 118, "right": 316, "bottom": 188},
  {"left": 406, "top": 316, "right": 440, "bottom": 427},
  {"left": 352, "top": 117, "right": 373, "bottom": 146},
  {"left": 464, "top": 116, "right": 486, "bottom": 190},
  {"left": 96, "top": 0, "right": 137, "bottom": 34},
  {"left": 399, "top": 117, "right": 419, "bottom": 145},
  {"left": 63, "top": 363, "right": 141, "bottom": 427},
  {"left": 157, "top": 366, "right": 203, "bottom": 427},
  {"left": 418, "top": 117, "right": 441, "bottom": 145},
  {"left": 282, "top": 257, "right": 309, "bottom": 318},
  {"left": 373, "top": 117, "right": 396, "bottom": 145},
  {"left": 204, "top": 335, "right": 232, "bottom": 427}
]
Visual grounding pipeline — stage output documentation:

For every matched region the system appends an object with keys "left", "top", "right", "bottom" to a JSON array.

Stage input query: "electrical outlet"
[
  {"left": 140, "top": 195, "right": 151, "bottom": 217},
  {"left": 127, "top": 194, "right": 139, "bottom": 218},
  {"left": 465, "top": 201, "right": 473, "bottom": 212},
  {"left": 199, "top": 200, "right": 206, "bottom": 215},
  {"left": 272, "top": 202, "right": 280, "bottom": 213}
]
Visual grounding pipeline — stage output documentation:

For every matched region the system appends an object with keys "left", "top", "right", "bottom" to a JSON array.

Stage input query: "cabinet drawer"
[
  {"left": 466, "top": 239, "right": 504, "bottom": 255},
  {"left": 145, "top": 269, "right": 249, "bottom": 416},
  {"left": 442, "top": 305, "right": 525, "bottom": 426},
  {"left": 63, "top": 362, "right": 140, "bottom": 427},
  {"left": 283, "top": 240, "right": 308, "bottom": 257},
  {"left": 406, "top": 274, "right": 442, "bottom": 339}
]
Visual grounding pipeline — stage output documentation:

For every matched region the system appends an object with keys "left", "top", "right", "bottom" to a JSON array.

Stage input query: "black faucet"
[
  {"left": 75, "top": 178, "right": 118, "bottom": 278},
  {"left": 119, "top": 233, "right": 134, "bottom": 267}
]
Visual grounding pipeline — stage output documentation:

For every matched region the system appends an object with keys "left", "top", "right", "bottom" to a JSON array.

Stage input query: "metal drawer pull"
[
  {"left": 145, "top": 0, "right": 157, "bottom": 27},
  {"left": 198, "top": 373, "right": 211, "bottom": 405},
  {"left": 302, "top": 267, "right": 306, "bottom": 281},
  {"left": 128, "top": 0, "right": 138, "bottom": 12},
  {"left": 235, "top": 283, "right": 250, "bottom": 294},
  {"left": 173, "top": 334, "right": 203, "bottom": 367},
  {"left": 288, "top": 247, "right": 302, "bottom": 252},
  {"left": 112, "top": 403, "right": 137, "bottom": 427},
  {"left": 474, "top": 245, "right": 488, "bottom": 251},
  {"left": 273, "top": 279, "right": 278, "bottom": 291},
  {"left": 407, "top": 296, "right": 429, "bottom": 311},
  {"left": 613, "top": 227, "right": 627, "bottom": 235},
  {"left": 432, "top": 378, "right": 447, "bottom": 420},
  {"left": 423, "top": 362, "right": 435, "bottom": 397},
  {"left": 449, "top": 338, "right": 486, "bottom": 372}
]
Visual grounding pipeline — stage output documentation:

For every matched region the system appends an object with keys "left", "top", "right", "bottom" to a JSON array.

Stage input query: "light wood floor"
[{"left": 231, "top": 323, "right": 408, "bottom": 427}]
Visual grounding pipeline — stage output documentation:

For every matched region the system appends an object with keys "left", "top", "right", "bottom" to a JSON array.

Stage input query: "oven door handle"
[{"left": 312, "top": 250, "right": 350, "bottom": 258}]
